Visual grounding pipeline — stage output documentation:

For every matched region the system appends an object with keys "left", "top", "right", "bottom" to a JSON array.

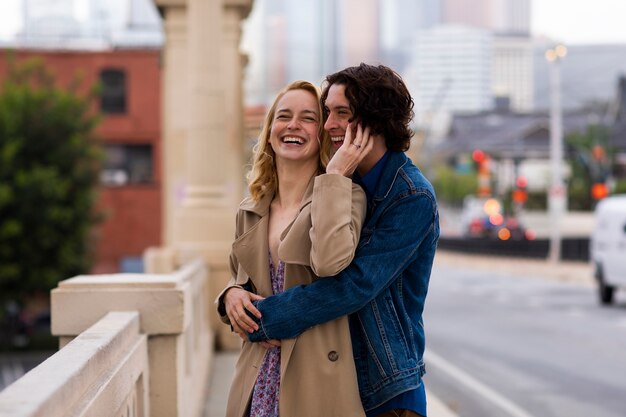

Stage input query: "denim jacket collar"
[{"left": 372, "top": 151, "right": 409, "bottom": 203}]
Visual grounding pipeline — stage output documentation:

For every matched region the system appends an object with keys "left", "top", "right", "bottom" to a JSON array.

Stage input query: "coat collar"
[
  {"left": 239, "top": 174, "right": 316, "bottom": 218},
  {"left": 372, "top": 151, "right": 408, "bottom": 202},
  {"left": 232, "top": 176, "right": 316, "bottom": 296}
]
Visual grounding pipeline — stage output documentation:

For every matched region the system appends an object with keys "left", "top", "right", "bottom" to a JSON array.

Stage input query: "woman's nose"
[{"left": 287, "top": 117, "right": 300, "bottom": 129}]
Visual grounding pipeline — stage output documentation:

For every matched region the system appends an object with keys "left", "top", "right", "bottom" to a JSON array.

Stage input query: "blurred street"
[
  {"left": 424, "top": 251, "right": 625, "bottom": 417},
  {"left": 202, "top": 251, "right": 605, "bottom": 417}
]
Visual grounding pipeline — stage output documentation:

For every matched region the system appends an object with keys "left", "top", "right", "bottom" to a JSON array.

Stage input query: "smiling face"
[
  {"left": 323, "top": 83, "right": 353, "bottom": 151},
  {"left": 269, "top": 89, "right": 321, "bottom": 164}
]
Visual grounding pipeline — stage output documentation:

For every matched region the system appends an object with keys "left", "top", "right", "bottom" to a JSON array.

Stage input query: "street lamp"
[{"left": 545, "top": 44, "right": 567, "bottom": 263}]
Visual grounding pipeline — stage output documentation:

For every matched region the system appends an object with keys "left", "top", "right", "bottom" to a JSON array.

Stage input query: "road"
[{"left": 423, "top": 257, "right": 626, "bottom": 417}]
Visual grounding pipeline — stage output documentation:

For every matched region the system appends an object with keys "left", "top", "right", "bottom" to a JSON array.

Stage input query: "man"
[{"left": 224, "top": 63, "right": 439, "bottom": 417}]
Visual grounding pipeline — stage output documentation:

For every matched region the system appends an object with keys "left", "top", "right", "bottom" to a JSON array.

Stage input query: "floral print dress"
[{"left": 249, "top": 254, "right": 285, "bottom": 417}]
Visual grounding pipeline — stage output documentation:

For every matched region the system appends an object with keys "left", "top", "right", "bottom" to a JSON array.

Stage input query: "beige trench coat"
[{"left": 217, "top": 174, "right": 367, "bottom": 417}]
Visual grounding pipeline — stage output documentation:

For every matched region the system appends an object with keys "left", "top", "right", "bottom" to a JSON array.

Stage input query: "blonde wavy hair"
[{"left": 248, "top": 80, "right": 331, "bottom": 201}]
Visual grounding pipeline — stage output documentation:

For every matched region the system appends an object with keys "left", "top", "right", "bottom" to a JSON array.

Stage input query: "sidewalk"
[
  {"left": 204, "top": 352, "right": 458, "bottom": 417},
  {"left": 434, "top": 249, "right": 594, "bottom": 286}
]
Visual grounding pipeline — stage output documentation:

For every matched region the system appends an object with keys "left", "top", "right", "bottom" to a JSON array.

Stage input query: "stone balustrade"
[
  {"left": 0, "top": 259, "right": 213, "bottom": 417},
  {"left": 0, "top": 311, "right": 148, "bottom": 417}
]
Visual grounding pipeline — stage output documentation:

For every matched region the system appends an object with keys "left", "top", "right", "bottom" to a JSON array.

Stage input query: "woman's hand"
[
  {"left": 326, "top": 123, "right": 374, "bottom": 177},
  {"left": 223, "top": 287, "right": 264, "bottom": 337}
]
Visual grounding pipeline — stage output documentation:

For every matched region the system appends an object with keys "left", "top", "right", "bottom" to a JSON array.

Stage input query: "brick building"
[{"left": 0, "top": 48, "right": 162, "bottom": 273}]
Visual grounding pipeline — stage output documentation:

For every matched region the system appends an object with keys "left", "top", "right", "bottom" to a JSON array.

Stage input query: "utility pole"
[{"left": 545, "top": 45, "right": 567, "bottom": 263}]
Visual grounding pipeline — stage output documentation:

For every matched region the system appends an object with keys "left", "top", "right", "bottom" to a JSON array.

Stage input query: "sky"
[
  {"left": 2, "top": 0, "right": 626, "bottom": 45},
  {"left": 531, "top": 0, "right": 626, "bottom": 44}
]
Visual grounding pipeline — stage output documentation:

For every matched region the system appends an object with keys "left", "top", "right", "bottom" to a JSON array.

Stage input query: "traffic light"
[
  {"left": 512, "top": 175, "right": 528, "bottom": 205},
  {"left": 472, "top": 149, "right": 491, "bottom": 197},
  {"left": 472, "top": 149, "right": 485, "bottom": 164}
]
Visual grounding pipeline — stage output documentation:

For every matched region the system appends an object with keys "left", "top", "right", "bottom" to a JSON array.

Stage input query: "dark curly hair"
[{"left": 321, "top": 63, "right": 415, "bottom": 152}]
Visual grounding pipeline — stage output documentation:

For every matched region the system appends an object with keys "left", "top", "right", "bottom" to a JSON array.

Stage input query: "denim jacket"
[{"left": 249, "top": 151, "right": 439, "bottom": 411}]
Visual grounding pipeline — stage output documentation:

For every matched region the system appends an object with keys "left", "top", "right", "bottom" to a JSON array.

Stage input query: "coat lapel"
[
  {"left": 277, "top": 177, "right": 314, "bottom": 269},
  {"left": 231, "top": 194, "right": 273, "bottom": 297}
]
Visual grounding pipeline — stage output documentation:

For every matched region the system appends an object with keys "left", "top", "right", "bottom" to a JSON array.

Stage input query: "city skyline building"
[
  {"left": 242, "top": 0, "right": 536, "bottom": 112},
  {"left": 405, "top": 25, "right": 494, "bottom": 124},
  {"left": 441, "top": 0, "right": 530, "bottom": 35},
  {"left": 403, "top": 0, "right": 534, "bottom": 120},
  {"left": 243, "top": 0, "right": 447, "bottom": 105},
  {"left": 380, "top": 0, "right": 441, "bottom": 72},
  {"left": 493, "top": 35, "right": 534, "bottom": 112},
  {"left": 11, "top": 0, "right": 162, "bottom": 49},
  {"left": 243, "top": 0, "right": 334, "bottom": 104},
  {"left": 337, "top": 0, "right": 380, "bottom": 69}
]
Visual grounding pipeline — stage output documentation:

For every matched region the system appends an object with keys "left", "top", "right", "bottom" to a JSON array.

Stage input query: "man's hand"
[
  {"left": 224, "top": 287, "right": 264, "bottom": 336},
  {"left": 260, "top": 339, "right": 282, "bottom": 349},
  {"left": 326, "top": 123, "right": 373, "bottom": 177}
]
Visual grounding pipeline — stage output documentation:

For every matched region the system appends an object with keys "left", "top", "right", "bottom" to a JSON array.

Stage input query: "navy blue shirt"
[{"left": 353, "top": 151, "right": 427, "bottom": 417}]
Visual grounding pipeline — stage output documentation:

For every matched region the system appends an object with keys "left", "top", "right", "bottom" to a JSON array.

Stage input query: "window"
[
  {"left": 100, "top": 69, "right": 127, "bottom": 114},
  {"left": 100, "top": 144, "right": 153, "bottom": 186}
]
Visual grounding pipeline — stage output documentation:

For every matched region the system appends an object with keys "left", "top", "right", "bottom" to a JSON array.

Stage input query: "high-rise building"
[
  {"left": 243, "top": 0, "right": 381, "bottom": 105},
  {"left": 337, "top": 0, "right": 380, "bottom": 68},
  {"left": 441, "top": 0, "right": 530, "bottom": 35},
  {"left": 405, "top": 25, "right": 493, "bottom": 123},
  {"left": 494, "top": 0, "right": 530, "bottom": 35},
  {"left": 436, "top": 0, "right": 533, "bottom": 112},
  {"left": 441, "top": 0, "right": 492, "bottom": 30},
  {"left": 380, "top": 0, "right": 441, "bottom": 72},
  {"left": 16, "top": 0, "right": 162, "bottom": 48},
  {"left": 244, "top": 0, "right": 334, "bottom": 104},
  {"left": 22, "top": 0, "right": 79, "bottom": 39},
  {"left": 493, "top": 35, "right": 534, "bottom": 111}
]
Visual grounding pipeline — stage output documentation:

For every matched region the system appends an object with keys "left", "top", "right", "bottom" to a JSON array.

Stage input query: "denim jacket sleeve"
[{"left": 249, "top": 189, "right": 438, "bottom": 342}]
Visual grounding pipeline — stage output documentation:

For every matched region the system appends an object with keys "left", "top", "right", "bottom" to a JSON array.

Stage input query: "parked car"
[
  {"left": 590, "top": 195, "right": 626, "bottom": 305},
  {"left": 461, "top": 195, "right": 534, "bottom": 241}
]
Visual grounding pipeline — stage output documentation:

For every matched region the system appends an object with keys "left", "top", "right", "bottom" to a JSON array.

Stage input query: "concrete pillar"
[
  {"left": 213, "top": 0, "right": 253, "bottom": 350},
  {"left": 160, "top": 5, "right": 188, "bottom": 248},
  {"left": 184, "top": 0, "right": 228, "bottom": 208},
  {"left": 153, "top": 0, "right": 252, "bottom": 349},
  {"left": 222, "top": 2, "right": 249, "bottom": 202}
]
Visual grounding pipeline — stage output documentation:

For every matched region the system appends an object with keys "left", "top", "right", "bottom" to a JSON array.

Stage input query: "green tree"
[
  {"left": 431, "top": 164, "right": 478, "bottom": 206},
  {"left": 0, "top": 56, "right": 102, "bottom": 306}
]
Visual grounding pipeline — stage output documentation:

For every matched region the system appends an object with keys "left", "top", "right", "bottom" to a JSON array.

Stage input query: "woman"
[{"left": 216, "top": 80, "right": 372, "bottom": 417}]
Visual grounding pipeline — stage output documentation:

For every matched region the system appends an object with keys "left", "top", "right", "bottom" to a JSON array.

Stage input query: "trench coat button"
[{"left": 328, "top": 351, "right": 339, "bottom": 362}]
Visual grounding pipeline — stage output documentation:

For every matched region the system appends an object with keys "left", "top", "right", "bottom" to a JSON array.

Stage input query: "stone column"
[
  {"left": 153, "top": 0, "right": 253, "bottom": 348},
  {"left": 160, "top": 5, "right": 188, "bottom": 248},
  {"left": 213, "top": 0, "right": 253, "bottom": 349},
  {"left": 172, "top": 0, "right": 245, "bottom": 266},
  {"left": 222, "top": 1, "right": 251, "bottom": 202}
]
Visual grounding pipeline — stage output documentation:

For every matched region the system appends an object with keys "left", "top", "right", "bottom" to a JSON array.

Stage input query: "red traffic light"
[
  {"left": 512, "top": 189, "right": 528, "bottom": 203},
  {"left": 515, "top": 176, "right": 528, "bottom": 189},
  {"left": 472, "top": 149, "right": 485, "bottom": 163}
]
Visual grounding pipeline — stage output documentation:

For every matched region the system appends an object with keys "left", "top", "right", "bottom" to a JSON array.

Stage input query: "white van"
[{"left": 591, "top": 195, "right": 626, "bottom": 304}]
